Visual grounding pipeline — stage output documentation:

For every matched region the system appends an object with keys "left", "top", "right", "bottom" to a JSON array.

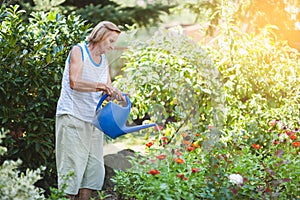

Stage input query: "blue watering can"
[{"left": 92, "top": 94, "right": 156, "bottom": 139}]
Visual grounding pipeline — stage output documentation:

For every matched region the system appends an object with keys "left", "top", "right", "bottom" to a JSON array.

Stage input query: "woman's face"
[{"left": 97, "top": 31, "right": 120, "bottom": 54}]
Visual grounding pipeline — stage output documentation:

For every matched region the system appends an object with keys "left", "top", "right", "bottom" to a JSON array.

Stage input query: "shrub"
[
  {"left": 0, "top": 4, "right": 90, "bottom": 190},
  {"left": 114, "top": 28, "right": 225, "bottom": 144},
  {"left": 0, "top": 129, "right": 45, "bottom": 200},
  {"left": 112, "top": 24, "right": 300, "bottom": 199}
]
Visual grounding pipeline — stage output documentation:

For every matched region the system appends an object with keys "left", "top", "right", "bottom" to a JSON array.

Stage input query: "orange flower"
[
  {"left": 182, "top": 140, "right": 192, "bottom": 145},
  {"left": 252, "top": 144, "right": 261, "bottom": 149},
  {"left": 292, "top": 141, "right": 300, "bottom": 147},
  {"left": 156, "top": 154, "right": 167, "bottom": 160},
  {"left": 187, "top": 146, "right": 195, "bottom": 152},
  {"left": 174, "top": 157, "right": 185, "bottom": 164},
  {"left": 145, "top": 141, "right": 153, "bottom": 148},
  {"left": 181, "top": 132, "right": 188, "bottom": 137},
  {"left": 148, "top": 169, "right": 160, "bottom": 175},
  {"left": 290, "top": 134, "right": 297, "bottom": 140},
  {"left": 195, "top": 133, "right": 200, "bottom": 137},
  {"left": 192, "top": 168, "right": 199, "bottom": 173},
  {"left": 192, "top": 143, "right": 200, "bottom": 148}
]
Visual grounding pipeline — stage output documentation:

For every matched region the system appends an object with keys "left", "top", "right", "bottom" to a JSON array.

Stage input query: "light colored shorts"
[{"left": 55, "top": 114, "right": 105, "bottom": 195}]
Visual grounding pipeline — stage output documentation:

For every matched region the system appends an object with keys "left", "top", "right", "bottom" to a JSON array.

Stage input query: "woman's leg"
[{"left": 79, "top": 188, "right": 92, "bottom": 200}]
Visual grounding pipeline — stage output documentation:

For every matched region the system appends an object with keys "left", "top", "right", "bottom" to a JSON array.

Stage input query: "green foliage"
[
  {"left": 112, "top": 18, "right": 299, "bottom": 199},
  {"left": 114, "top": 29, "right": 224, "bottom": 142},
  {"left": 182, "top": 0, "right": 300, "bottom": 50},
  {"left": 207, "top": 24, "right": 300, "bottom": 146},
  {"left": 4, "top": 0, "right": 176, "bottom": 29},
  {"left": 74, "top": 3, "right": 176, "bottom": 29},
  {"left": 112, "top": 122, "right": 299, "bottom": 199},
  {"left": 0, "top": 129, "right": 45, "bottom": 200},
  {"left": 0, "top": 4, "right": 90, "bottom": 190},
  {"left": 0, "top": 128, "right": 72, "bottom": 200}
]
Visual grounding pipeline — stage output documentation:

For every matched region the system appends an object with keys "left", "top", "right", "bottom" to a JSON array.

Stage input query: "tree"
[
  {"left": 183, "top": 0, "right": 300, "bottom": 50},
  {"left": 4, "top": 0, "right": 177, "bottom": 29}
]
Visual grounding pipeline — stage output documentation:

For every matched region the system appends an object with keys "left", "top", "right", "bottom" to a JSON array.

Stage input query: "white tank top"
[{"left": 56, "top": 43, "right": 108, "bottom": 123}]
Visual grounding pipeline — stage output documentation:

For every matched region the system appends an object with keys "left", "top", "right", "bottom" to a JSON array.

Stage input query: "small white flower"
[{"left": 229, "top": 174, "right": 243, "bottom": 185}]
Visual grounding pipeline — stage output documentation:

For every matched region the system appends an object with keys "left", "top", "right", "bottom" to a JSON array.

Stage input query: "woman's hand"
[
  {"left": 111, "top": 88, "right": 126, "bottom": 102},
  {"left": 98, "top": 82, "right": 126, "bottom": 102}
]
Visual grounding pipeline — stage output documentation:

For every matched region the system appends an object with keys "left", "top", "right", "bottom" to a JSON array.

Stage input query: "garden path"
[{"left": 103, "top": 136, "right": 146, "bottom": 156}]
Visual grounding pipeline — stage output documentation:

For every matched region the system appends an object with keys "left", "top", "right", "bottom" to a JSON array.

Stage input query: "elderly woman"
[{"left": 55, "top": 21, "right": 124, "bottom": 200}]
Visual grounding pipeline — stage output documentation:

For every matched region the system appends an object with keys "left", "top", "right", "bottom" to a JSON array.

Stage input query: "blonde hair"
[{"left": 87, "top": 21, "right": 121, "bottom": 44}]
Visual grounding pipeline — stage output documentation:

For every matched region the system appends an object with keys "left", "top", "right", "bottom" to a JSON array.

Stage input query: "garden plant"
[
  {"left": 0, "top": 1, "right": 299, "bottom": 200},
  {"left": 112, "top": 20, "right": 300, "bottom": 200}
]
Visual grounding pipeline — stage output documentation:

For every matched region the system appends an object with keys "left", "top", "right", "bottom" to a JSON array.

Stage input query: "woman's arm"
[{"left": 69, "top": 46, "right": 113, "bottom": 95}]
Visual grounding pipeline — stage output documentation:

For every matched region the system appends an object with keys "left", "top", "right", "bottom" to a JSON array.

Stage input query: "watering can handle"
[{"left": 95, "top": 93, "right": 130, "bottom": 111}]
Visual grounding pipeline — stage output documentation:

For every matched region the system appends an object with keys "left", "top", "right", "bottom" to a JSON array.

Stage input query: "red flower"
[
  {"left": 148, "top": 169, "right": 160, "bottom": 175},
  {"left": 195, "top": 133, "right": 200, "bottom": 137},
  {"left": 290, "top": 134, "right": 297, "bottom": 140},
  {"left": 176, "top": 173, "right": 188, "bottom": 180},
  {"left": 208, "top": 124, "right": 213, "bottom": 130},
  {"left": 266, "top": 187, "right": 272, "bottom": 193},
  {"left": 154, "top": 125, "right": 163, "bottom": 131},
  {"left": 156, "top": 154, "right": 167, "bottom": 160},
  {"left": 175, "top": 150, "right": 182, "bottom": 156},
  {"left": 140, "top": 161, "right": 146, "bottom": 165},
  {"left": 273, "top": 140, "right": 280, "bottom": 145},
  {"left": 187, "top": 146, "right": 195, "bottom": 152},
  {"left": 161, "top": 136, "right": 168, "bottom": 141},
  {"left": 252, "top": 144, "right": 261, "bottom": 149},
  {"left": 174, "top": 157, "right": 185, "bottom": 164},
  {"left": 292, "top": 141, "right": 300, "bottom": 147},
  {"left": 192, "top": 168, "right": 199, "bottom": 173},
  {"left": 145, "top": 141, "right": 153, "bottom": 148}
]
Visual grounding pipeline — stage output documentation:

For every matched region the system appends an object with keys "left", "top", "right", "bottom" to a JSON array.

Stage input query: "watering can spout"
[
  {"left": 122, "top": 123, "right": 157, "bottom": 133},
  {"left": 92, "top": 94, "right": 157, "bottom": 139}
]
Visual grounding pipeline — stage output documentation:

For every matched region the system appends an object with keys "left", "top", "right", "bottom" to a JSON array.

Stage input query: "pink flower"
[
  {"left": 175, "top": 150, "right": 182, "bottom": 156},
  {"left": 154, "top": 125, "right": 163, "bottom": 131},
  {"left": 269, "top": 120, "right": 276, "bottom": 126},
  {"left": 156, "top": 154, "right": 167, "bottom": 160}
]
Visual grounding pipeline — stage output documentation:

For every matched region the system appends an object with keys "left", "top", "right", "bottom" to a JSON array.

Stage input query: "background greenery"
[{"left": 0, "top": 0, "right": 299, "bottom": 199}]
